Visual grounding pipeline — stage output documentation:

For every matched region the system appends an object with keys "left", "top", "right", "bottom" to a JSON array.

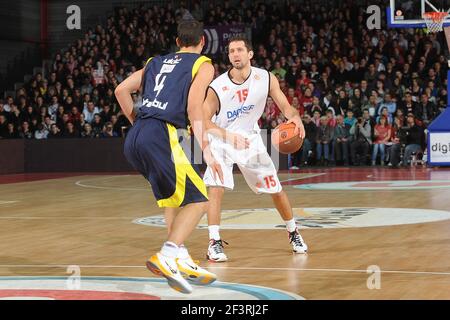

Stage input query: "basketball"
[{"left": 271, "top": 122, "right": 303, "bottom": 154}]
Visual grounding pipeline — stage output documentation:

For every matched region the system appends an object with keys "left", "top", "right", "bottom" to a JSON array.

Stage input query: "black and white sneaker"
[
  {"left": 207, "top": 239, "right": 229, "bottom": 262},
  {"left": 289, "top": 229, "right": 308, "bottom": 254}
]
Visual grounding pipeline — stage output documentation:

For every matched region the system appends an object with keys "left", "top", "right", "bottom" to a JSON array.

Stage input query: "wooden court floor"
[{"left": 1, "top": 167, "right": 450, "bottom": 299}]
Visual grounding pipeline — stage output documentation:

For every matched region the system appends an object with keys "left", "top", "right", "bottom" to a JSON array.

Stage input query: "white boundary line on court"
[
  {"left": 74, "top": 175, "right": 150, "bottom": 191},
  {"left": 74, "top": 173, "right": 323, "bottom": 191},
  {"left": 0, "top": 264, "right": 450, "bottom": 276},
  {"left": 279, "top": 173, "right": 326, "bottom": 183},
  {"left": 0, "top": 216, "right": 136, "bottom": 220},
  {"left": 0, "top": 201, "right": 18, "bottom": 205}
]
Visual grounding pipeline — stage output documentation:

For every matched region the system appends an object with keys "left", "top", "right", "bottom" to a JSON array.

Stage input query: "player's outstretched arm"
[
  {"left": 203, "top": 88, "right": 249, "bottom": 149},
  {"left": 269, "top": 73, "right": 305, "bottom": 139},
  {"left": 114, "top": 69, "right": 144, "bottom": 125},
  {"left": 188, "top": 62, "right": 224, "bottom": 183}
]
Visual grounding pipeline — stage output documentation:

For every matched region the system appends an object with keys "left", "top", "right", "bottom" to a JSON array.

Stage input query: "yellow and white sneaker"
[
  {"left": 146, "top": 252, "right": 193, "bottom": 294},
  {"left": 176, "top": 256, "right": 217, "bottom": 285}
]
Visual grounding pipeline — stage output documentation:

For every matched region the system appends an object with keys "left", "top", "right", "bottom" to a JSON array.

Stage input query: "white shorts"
[{"left": 203, "top": 132, "right": 282, "bottom": 194}]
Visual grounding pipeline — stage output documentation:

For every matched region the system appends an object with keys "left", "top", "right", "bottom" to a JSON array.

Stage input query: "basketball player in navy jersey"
[{"left": 115, "top": 19, "right": 223, "bottom": 294}]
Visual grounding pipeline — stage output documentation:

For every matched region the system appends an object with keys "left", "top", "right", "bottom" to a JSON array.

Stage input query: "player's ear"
[
  {"left": 248, "top": 50, "right": 254, "bottom": 59},
  {"left": 176, "top": 37, "right": 181, "bottom": 48},
  {"left": 200, "top": 35, "right": 205, "bottom": 47}
]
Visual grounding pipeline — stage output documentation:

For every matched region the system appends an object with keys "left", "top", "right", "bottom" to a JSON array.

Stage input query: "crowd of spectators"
[{"left": 0, "top": 0, "right": 447, "bottom": 167}]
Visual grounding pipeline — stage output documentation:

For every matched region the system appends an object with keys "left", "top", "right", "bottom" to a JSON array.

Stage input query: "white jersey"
[
  {"left": 209, "top": 66, "right": 270, "bottom": 134},
  {"left": 204, "top": 67, "right": 282, "bottom": 194}
]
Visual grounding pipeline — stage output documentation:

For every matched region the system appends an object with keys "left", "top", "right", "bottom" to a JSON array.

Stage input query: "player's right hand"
[
  {"left": 203, "top": 145, "right": 224, "bottom": 184},
  {"left": 226, "top": 132, "right": 250, "bottom": 150}
]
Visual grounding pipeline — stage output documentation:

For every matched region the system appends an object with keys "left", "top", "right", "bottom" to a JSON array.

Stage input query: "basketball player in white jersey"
[{"left": 202, "top": 36, "right": 308, "bottom": 262}]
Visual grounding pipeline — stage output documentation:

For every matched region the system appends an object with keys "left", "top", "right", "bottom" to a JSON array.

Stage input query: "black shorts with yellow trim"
[{"left": 124, "top": 117, "right": 208, "bottom": 208}]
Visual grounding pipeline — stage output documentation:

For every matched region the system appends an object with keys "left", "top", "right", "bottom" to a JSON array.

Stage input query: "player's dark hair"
[
  {"left": 177, "top": 19, "right": 204, "bottom": 47},
  {"left": 227, "top": 35, "right": 253, "bottom": 52}
]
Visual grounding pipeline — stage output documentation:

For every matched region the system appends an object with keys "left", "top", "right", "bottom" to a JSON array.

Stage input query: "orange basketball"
[{"left": 271, "top": 122, "right": 303, "bottom": 154}]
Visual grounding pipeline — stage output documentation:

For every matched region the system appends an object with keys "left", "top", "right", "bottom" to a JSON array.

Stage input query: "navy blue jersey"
[{"left": 139, "top": 52, "right": 211, "bottom": 129}]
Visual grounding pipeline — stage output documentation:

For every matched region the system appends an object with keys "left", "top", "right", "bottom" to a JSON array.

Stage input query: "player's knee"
[
  {"left": 190, "top": 201, "right": 208, "bottom": 213},
  {"left": 209, "top": 187, "right": 225, "bottom": 197},
  {"left": 271, "top": 190, "right": 285, "bottom": 199}
]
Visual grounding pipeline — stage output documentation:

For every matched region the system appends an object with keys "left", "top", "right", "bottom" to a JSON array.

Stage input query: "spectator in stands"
[
  {"left": 333, "top": 115, "right": 351, "bottom": 166},
  {"left": 0, "top": 114, "right": 8, "bottom": 138},
  {"left": 101, "top": 122, "right": 118, "bottom": 138},
  {"left": 308, "top": 96, "right": 324, "bottom": 116},
  {"left": 57, "top": 113, "right": 71, "bottom": 132},
  {"left": 350, "top": 115, "right": 372, "bottom": 166},
  {"left": 290, "top": 113, "right": 315, "bottom": 169},
  {"left": 83, "top": 101, "right": 100, "bottom": 124},
  {"left": 386, "top": 116, "right": 404, "bottom": 165},
  {"left": 34, "top": 123, "right": 49, "bottom": 140},
  {"left": 315, "top": 116, "right": 334, "bottom": 166},
  {"left": 301, "top": 113, "right": 316, "bottom": 166},
  {"left": 378, "top": 93, "right": 396, "bottom": 117},
  {"left": 70, "top": 106, "right": 82, "bottom": 126},
  {"left": 416, "top": 94, "right": 437, "bottom": 127},
  {"left": 47, "top": 123, "right": 61, "bottom": 139},
  {"left": 326, "top": 109, "right": 336, "bottom": 128},
  {"left": 271, "top": 61, "right": 286, "bottom": 79},
  {"left": 336, "top": 90, "right": 349, "bottom": 115},
  {"left": 299, "top": 88, "right": 314, "bottom": 116},
  {"left": 296, "top": 69, "right": 311, "bottom": 90},
  {"left": 389, "top": 113, "right": 425, "bottom": 167},
  {"left": 42, "top": 115, "right": 54, "bottom": 132},
  {"left": 100, "top": 104, "right": 113, "bottom": 123},
  {"left": 62, "top": 122, "right": 79, "bottom": 138},
  {"left": 48, "top": 96, "right": 59, "bottom": 120},
  {"left": 401, "top": 92, "right": 418, "bottom": 116},
  {"left": 8, "top": 105, "right": 21, "bottom": 128},
  {"left": 285, "top": 64, "right": 300, "bottom": 89},
  {"left": 364, "top": 95, "right": 380, "bottom": 119},
  {"left": 344, "top": 109, "right": 356, "bottom": 127},
  {"left": 0, "top": 101, "right": 5, "bottom": 116},
  {"left": 22, "top": 105, "right": 37, "bottom": 124},
  {"left": 81, "top": 123, "right": 95, "bottom": 138},
  {"left": 4, "top": 123, "right": 20, "bottom": 139},
  {"left": 110, "top": 114, "right": 122, "bottom": 137},
  {"left": 312, "top": 110, "right": 321, "bottom": 127},
  {"left": 3, "top": 96, "right": 13, "bottom": 113},
  {"left": 91, "top": 114, "right": 104, "bottom": 137},
  {"left": 264, "top": 97, "right": 280, "bottom": 124},
  {"left": 372, "top": 116, "right": 391, "bottom": 166},
  {"left": 19, "top": 121, "right": 33, "bottom": 139},
  {"left": 376, "top": 106, "right": 393, "bottom": 124}
]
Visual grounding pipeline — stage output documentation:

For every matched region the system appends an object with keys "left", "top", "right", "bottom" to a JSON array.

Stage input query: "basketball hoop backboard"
[{"left": 388, "top": 0, "right": 450, "bottom": 28}]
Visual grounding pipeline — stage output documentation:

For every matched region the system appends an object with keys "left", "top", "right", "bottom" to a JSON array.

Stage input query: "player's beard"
[{"left": 233, "top": 61, "right": 246, "bottom": 70}]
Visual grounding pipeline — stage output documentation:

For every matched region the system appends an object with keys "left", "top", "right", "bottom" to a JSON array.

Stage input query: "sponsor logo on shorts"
[{"left": 134, "top": 207, "right": 450, "bottom": 229}]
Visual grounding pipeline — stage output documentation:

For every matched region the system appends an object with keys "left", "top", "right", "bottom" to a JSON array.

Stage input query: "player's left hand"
[
  {"left": 203, "top": 145, "right": 224, "bottom": 184},
  {"left": 287, "top": 115, "right": 305, "bottom": 139}
]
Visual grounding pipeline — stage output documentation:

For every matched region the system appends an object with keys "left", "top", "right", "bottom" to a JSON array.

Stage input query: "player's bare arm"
[
  {"left": 114, "top": 69, "right": 144, "bottom": 124},
  {"left": 188, "top": 62, "right": 224, "bottom": 183},
  {"left": 269, "top": 73, "right": 305, "bottom": 139},
  {"left": 203, "top": 88, "right": 249, "bottom": 150}
]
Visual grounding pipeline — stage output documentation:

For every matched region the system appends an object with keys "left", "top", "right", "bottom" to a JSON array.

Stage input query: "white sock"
[
  {"left": 208, "top": 225, "right": 221, "bottom": 240},
  {"left": 285, "top": 218, "right": 297, "bottom": 233},
  {"left": 177, "top": 244, "right": 190, "bottom": 260},
  {"left": 160, "top": 241, "right": 179, "bottom": 258}
]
